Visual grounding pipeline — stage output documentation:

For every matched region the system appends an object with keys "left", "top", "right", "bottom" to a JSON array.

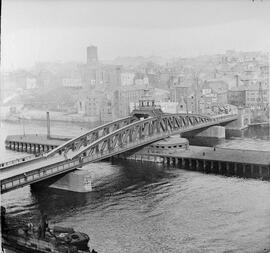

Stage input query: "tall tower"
[{"left": 86, "top": 45, "right": 98, "bottom": 64}]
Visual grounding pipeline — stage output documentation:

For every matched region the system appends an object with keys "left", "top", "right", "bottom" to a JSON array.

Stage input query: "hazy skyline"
[{"left": 2, "top": 0, "right": 270, "bottom": 71}]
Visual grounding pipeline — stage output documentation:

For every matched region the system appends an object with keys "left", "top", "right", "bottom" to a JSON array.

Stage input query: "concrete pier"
[
  {"left": 49, "top": 169, "right": 92, "bottom": 193},
  {"left": 225, "top": 108, "right": 251, "bottom": 137},
  {"left": 182, "top": 125, "right": 225, "bottom": 146}
]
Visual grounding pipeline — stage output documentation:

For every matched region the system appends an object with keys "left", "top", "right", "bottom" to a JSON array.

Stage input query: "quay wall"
[
  {"left": 5, "top": 134, "right": 70, "bottom": 154},
  {"left": 117, "top": 146, "right": 270, "bottom": 181}
]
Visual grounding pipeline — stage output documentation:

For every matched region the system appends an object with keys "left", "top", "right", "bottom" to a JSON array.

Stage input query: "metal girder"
[
  {"left": 45, "top": 116, "right": 136, "bottom": 158},
  {"left": 70, "top": 113, "right": 236, "bottom": 160},
  {"left": 1, "top": 113, "right": 239, "bottom": 194}
]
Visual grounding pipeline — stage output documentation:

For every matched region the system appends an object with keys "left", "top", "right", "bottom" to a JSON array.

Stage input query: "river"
[{"left": 1, "top": 120, "right": 270, "bottom": 253}]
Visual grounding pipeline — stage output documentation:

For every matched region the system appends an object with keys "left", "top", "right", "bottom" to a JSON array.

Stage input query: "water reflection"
[{"left": 6, "top": 160, "right": 174, "bottom": 224}]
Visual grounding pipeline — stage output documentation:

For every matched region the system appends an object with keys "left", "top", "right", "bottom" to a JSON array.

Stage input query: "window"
[{"left": 30, "top": 244, "right": 37, "bottom": 248}]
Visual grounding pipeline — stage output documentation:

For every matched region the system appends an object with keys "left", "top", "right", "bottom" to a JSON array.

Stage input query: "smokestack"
[
  {"left": 235, "top": 74, "right": 239, "bottom": 88},
  {"left": 87, "top": 45, "right": 98, "bottom": 64},
  {"left": 46, "top": 112, "right": 51, "bottom": 138}
]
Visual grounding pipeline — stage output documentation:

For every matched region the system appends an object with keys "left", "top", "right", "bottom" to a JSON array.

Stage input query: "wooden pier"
[
  {"left": 5, "top": 134, "right": 71, "bottom": 154},
  {"left": 120, "top": 146, "right": 270, "bottom": 180}
]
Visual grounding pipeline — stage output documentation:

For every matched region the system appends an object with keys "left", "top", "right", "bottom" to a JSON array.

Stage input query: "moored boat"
[{"left": 1, "top": 207, "right": 97, "bottom": 253}]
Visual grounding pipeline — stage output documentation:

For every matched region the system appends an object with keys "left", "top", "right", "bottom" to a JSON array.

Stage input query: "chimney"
[
  {"left": 235, "top": 74, "right": 239, "bottom": 88},
  {"left": 46, "top": 112, "right": 51, "bottom": 138}
]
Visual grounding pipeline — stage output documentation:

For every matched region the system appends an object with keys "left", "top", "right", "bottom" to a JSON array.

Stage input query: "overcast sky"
[{"left": 1, "top": 0, "right": 270, "bottom": 71}]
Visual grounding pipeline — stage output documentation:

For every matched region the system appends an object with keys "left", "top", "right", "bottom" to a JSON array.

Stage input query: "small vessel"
[{"left": 1, "top": 207, "right": 97, "bottom": 253}]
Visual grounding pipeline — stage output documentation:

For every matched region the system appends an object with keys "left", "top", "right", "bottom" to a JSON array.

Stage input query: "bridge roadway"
[{"left": 0, "top": 113, "right": 238, "bottom": 194}]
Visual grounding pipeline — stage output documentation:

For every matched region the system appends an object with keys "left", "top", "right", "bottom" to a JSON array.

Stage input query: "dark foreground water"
[{"left": 1, "top": 121, "right": 270, "bottom": 253}]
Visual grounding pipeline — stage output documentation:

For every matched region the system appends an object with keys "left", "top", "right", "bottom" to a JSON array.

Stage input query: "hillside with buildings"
[{"left": 1, "top": 47, "right": 269, "bottom": 123}]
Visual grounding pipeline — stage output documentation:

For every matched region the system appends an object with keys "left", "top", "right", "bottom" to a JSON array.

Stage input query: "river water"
[{"left": 1, "top": 121, "right": 270, "bottom": 253}]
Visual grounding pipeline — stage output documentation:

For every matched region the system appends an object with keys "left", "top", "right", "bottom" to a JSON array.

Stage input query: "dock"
[
  {"left": 5, "top": 134, "right": 72, "bottom": 154},
  {"left": 120, "top": 146, "right": 270, "bottom": 180}
]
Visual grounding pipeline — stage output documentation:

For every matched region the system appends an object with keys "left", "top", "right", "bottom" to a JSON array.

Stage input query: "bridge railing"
[
  {"left": 210, "top": 113, "right": 238, "bottom": 120},
  {"left": 0, "top": 153, "right": 46, "bottom": 170},
  {"left": 1, "top": 131, "right": 169, "bottom": 194},
  {"left": 1, "top": 157, "right": 81, "bottom": 193}
]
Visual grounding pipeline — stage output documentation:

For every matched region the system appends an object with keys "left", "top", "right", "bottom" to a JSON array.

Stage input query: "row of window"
[
  {"left": 152, "top": 145, "right": 185, "bottom": 149},
  {"left": 246, "top": 97, "right": 268, "bottom": 102}
]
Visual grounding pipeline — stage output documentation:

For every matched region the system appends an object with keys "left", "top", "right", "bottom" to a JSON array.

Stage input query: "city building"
[
  {"left": 121, "top": 72, "right": 135, "bottom": 86},
  {"left": 134, "top": 76, "right": 149, "bottom": 86},
  {"left": 26, "top": 77, "right": 37, "bottom": 89},
  {"left": 113, "top": 84, "right": 148, "bottom": 119},
  {"left": 158, "top": 102, "right": 179, "bottom": 114},
  {"left": 202, "top": 79, "right": 228, "bottom": 105},
  {"left": 227, "top": 81, "right": 269, "bottom": 109},
  {"left": 170, "top": 83, "right": 192, "bottom": 103},
  {"left": 81, "top": 46, "right": 122, "bottom": 89},
  {"left": 77, "top": 88, "right": 112, "bottom": 122},
  {"left": 62, "top": 78, "right": 82, "bottom": 88},
  {"left": 6, "top": 71, "right": 37, "bottom": 90},
  {"left": 87, "top": 45, "right": 98, "bottom": 64},
  {"left": 153, "top": 88, "right": 170, "bottom": 103},
  {"left": 244, "top": 82, "right": 269, "bottom": 108},
  {"left": 227, "top": 87, "right": 246, "bottom": 107}
]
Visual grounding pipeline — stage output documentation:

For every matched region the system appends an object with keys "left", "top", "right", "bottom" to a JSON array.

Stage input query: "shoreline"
[{"left": 0, "top": 108, "right": 110, "bottom": 124}]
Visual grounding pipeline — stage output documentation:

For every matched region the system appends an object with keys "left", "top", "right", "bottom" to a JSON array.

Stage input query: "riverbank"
[{"left": 1, "top": 108, "right": 108, "bottom": 124}]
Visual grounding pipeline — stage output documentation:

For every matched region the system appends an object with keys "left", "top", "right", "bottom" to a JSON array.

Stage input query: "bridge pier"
[
  {"left": 48, "top": 169, "right": 92, "bottom": 193},
  {"left": 225, "top": 108, "right": 251, "bottom": 137},
  {"left": 181, "top": 126, "right": 225, "bottom": 146}
]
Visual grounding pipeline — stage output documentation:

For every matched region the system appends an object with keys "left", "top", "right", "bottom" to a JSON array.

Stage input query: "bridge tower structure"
[{"left": 131, "top": 89, "right": 163, "bottom": 119}]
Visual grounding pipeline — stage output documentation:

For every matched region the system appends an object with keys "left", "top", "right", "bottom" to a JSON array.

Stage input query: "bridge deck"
[{"left": 0, "top": 156, "right": 65, "bottom": 180}]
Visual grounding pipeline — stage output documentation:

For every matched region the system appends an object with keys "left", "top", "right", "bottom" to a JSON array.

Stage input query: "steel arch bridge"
[
  {"left": 1, "top": 113, "right": 237, "bottom": 193},
  {"left": 46, "top": 116, "right": 135, "bottom": 158},
  {"left": 70, "top": 113, "right": 237, "bottom": 161}
]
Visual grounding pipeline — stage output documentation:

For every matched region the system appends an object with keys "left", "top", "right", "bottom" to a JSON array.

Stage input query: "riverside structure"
[
  {"left": 118, "top": 137, "right": 270, "bottom": 180},
  {"left": 1, "top": 94, "right": 248, "bottom": 193}
]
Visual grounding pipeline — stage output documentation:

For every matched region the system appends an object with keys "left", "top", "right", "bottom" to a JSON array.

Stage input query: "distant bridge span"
[{"left": 0, "top": 113, "right": 237, "bottom": 194}]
